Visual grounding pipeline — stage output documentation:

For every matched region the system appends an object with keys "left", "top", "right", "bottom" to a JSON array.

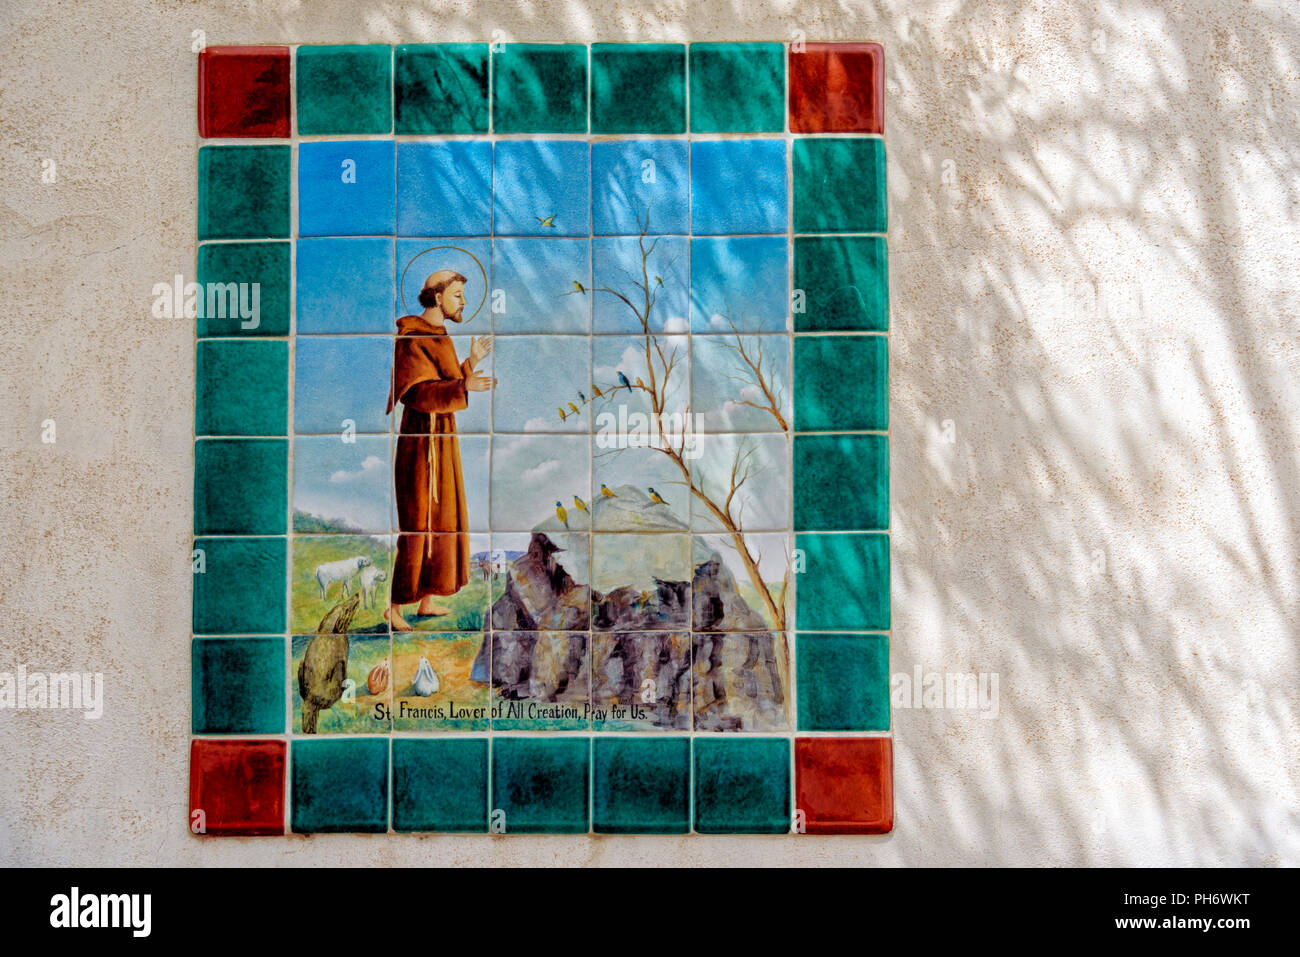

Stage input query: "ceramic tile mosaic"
[{"left": 191, "top": 41, "right": 891, "bottom": 837}]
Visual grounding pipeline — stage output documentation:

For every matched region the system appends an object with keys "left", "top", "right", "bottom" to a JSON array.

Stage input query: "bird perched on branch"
[
  {"left": 617, "top": 372, "right": 632, "bottom": 391},
  {"left": 591, "top": 384, "right": 604, "bottom": 398},
  {"left": 558, "top": 406, "right": 568, "bottom": 422},
  {"left": 567, "top": 401, "right": 580, "bottom": 415},
  {"left": 298, "top": 592, "right": 361, "bottom": 734}
]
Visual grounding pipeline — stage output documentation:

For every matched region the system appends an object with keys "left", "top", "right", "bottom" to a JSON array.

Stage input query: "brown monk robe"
[{"left": 387, "top": 314, "right": 473, "bottom": 609}]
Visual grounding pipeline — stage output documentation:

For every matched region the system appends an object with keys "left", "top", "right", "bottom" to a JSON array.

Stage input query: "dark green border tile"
[
  {"left": 196, "top": 242, "right": 290, "bottom": 337},
  {"left": 196, "top": 340, "right": 288, "bottom": 437},
  {"left": 794, "top": 532, "right": 890, "bottom": 631},
  {"left": 291, "top": 738, "right": 389, "bottom": 833},
  {"left": 797, "top": 633, "right": 890, "bottom": 731},
  {"left": 491, "top": 737, "right": 589, "bottom": 834},
  {"left": 689, "top": 42, "right": 784, "bottom": 133},
  {"left": 593, "top": 737, "right": 690, "bottom": 834},
  {"left": 194, "top": 438, "right": 287, "bottom": 535},
  {"left": 794, "top": 235, "right": 888, "bottom": 332},
  {"left": 197, "top": 145, "right": 289, "bottom": 240},
  {"left": 192, "top": 536, "right": 287, "bottom": 634},
  {"left": 395, "top": 43, "right": 489, "bottom": 134},
  {"left": 392, "top": 738, "right": 488, "bottom": 832},
  {"left": 192, "top": 636, "right": 285, "bottom": 734},
  {"left": 296, "top": 44, "right": 392, "bottom": 135},
  {"left": 591, "top": 43, "right": 685, "bottom": 134},
  {"left": 693, "top": 737, "right": 790, "bottom": 834},
  {"left": 794, "top": 434, "right": 889, "bottom": 531},
  {"left": 793, "top": 137, "right": 887, "bottom": 233},
  {"left": 492, "top": 43, "right": 587, "bottom": 133},
  {"left": 794, "top": 335, "right": 888, "bottom": 431}
]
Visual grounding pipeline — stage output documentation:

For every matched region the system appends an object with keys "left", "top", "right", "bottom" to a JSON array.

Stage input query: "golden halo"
[{"left": 399, "top": 245, "right": 488, "bottom": 320}]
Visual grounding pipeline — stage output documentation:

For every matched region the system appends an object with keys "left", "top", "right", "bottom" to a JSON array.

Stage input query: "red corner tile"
[
  {"left": 789, "top": 42, "right": 884, "bottom": 135},
  {"left": 198, "top": 46, "right": 291, "bottom": 138},
  {"left": 189, "top": 739, "right": 286, "bottom": 836},
  {"left": 795, "top": 736, "right": 893, "bottom": 834}
]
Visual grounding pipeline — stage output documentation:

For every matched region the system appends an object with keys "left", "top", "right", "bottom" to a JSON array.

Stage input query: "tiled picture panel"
[{"left": 193, "top": 40, "right": 891, "bottom": 837}]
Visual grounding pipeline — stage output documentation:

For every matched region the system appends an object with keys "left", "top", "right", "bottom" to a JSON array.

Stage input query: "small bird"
[
  {"left": 648, "top": 487, "right": 670, "bottom": 506},
  {"left": 591, "top": 384, "right": 604, "bottom": 398},
  {"left": 570, "top": 280, "right": 586, "bottom": 294},
  {"left": 567, "top": 401, "right": 580, "bottom": 415},
  {"left": 298, "top": 592, "right": 361, "bottom": 734},
  {"left": 558, "top": 406, "right": 568, "bottom": 422},
  {"left": 636, "top": 376, "right": 646, "bottom": 389},
  {"left": 573, "top": 495, "right": 589, "bottom": 514},
  {"left": 618, "top": 372, "right": 633, "bottom": 391},
  {"left": 654, "top": 275, "right": 663, "bottom": 286},
  {"left": 556, "top": 501, "right": 569, "bottom": 528},
  {"left": 537, "top": 215, "right": 556, "bottom": 227},
  {"left": 600, "top": 483, "right": 617, "bottom": 498}
]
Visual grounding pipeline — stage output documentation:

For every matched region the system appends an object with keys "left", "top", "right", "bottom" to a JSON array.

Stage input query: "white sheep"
[
  {"left": 358, "top": 564, "right": 387, "bottom": 609},
  {"left": 314, "top": 556, "right": 372, "bottom": 600}
]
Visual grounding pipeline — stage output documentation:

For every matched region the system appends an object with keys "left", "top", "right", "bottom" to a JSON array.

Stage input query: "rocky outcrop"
[{"left": 472, "top": 487, "right": 789, "bottom": 731}]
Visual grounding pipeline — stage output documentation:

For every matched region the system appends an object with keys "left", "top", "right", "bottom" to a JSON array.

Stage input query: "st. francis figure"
[{"left": 385, "top": 269, "right": 495, "bottom": 632}]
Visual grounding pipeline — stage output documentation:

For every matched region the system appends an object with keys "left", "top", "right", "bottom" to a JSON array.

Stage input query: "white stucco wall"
[{"left": 0, "top": 0, "right": 1296, "bottom": 866}]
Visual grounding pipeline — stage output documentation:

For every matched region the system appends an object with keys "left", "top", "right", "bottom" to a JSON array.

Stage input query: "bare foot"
[
  {"left": 385, "top": 605, "right": 414, "bottom": 632},
  {"left": 417, "top": 597, "right": 451, "bottom": 616}
]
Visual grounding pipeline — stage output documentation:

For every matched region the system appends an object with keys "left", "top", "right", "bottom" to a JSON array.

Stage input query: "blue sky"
[
  {"left": 691, "top": 334, "right": 791, "bottom": 432},
  {"left": 690, "top": 237, "right": 789, "bottom": 332},
  {"left": 492, "top": 238, "right": 590, "bottom": 333},
  {"left": 494, "top": 140, "right": 590, "bottom": 236},
  {"left": 396, "top": 141, "right": 492, "bottom": 237},
  {"left": 295, "top": 336, "right": 392, "bottom": 434},
  {"left": 292, "top": 435, "right": 391, "bottom": 532},
  {"left": 297, "top": 238, "right": 394, "bottom": 334},
  {"left": 689, "top": 139, "right": 788, "bottom": 235},
  {"left": 591, "top": 140, "right": 688, "bottom": 235},
  {"left": 299, "top": 141, "right": 395, "bottom": 237}
]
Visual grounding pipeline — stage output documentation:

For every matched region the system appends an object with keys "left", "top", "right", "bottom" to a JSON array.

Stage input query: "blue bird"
[{"left": 618, "top": 372, "right": 632, "bottom": 391}]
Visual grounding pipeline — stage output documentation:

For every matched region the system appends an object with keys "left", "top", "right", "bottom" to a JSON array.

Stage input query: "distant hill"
[{"left": 293, "top": 510, "right": 364, "bottom": 534}]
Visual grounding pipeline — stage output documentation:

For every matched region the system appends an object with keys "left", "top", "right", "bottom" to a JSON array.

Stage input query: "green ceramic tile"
[
  {"left": 192, "top": 636, "right": 285, "bottom": 734},
  {"left": 793, "top": 137, "right": 887, "bottom": 233},
  {"left": 192, "top": 536, "right": 287, "bottom": 634},
  {"left": 794, "top": 236, "right": 889, "bottom": 332},
  {"left": 794, "top": 532, "right": 890, "bottom": 631},
  {"left": 296, "top": 44, "right": 392, "bottom": 135},
  {"left": 797, "top": 633, "right": 890, "bottom": 731},
  {"left": 591, "top": 43, "right": 685, "bottom": 134},
  {"left": 491, "top": 737, "right": 589, "bottom": 834},
  {"left": 196, "top": 340, "right": 288, "bottom": 437},
  {"left": 193, "top": 438, "right": 287, "bottom": 535},
  {"left": 689, "top": 42, "right": 784, "bottom": 133},
  {"left": 593, "top": 737, "right": 690, "bottom": 834},
  {"left": 794, "top": 434, "right": 889, "bottom": 531},
  {"left": 196, "top": 242, "right": 290, "bottom": 337},
  {"left": 693, "top": 737, "right": 790, "bottom": 834},
  {"left": 198, "top": 146, "right": 289, "bottom": 240},
  {"left": 392, "top": 738, "right": 488, "bottom": 832},
  {"left": 794, "top": 335, "right": 888, "bottom": 431},
  {"left": 492, "top": 44, "right": 587, "bottom": 133},
  {"left": 394, "top": 43, "right": 489, "bottom": 134},
  {"left": 291, "top": 738, "right": 389, "bottom": 833}
]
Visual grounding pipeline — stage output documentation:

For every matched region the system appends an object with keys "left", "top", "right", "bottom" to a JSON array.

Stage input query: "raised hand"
[{"left": 469, "top": 335, "right": 493, "bottom": 369}]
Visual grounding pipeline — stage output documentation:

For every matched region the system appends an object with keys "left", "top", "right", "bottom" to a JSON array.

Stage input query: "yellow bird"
[
  {"left": 555, "top": 501, "right": 569, "bottom": 528},
  {"left": 591, "top": 384, "right": 604, "bottom": 398},
  {"left": 570, "top": 280, "right": 586, "bottom": 294},
  {"left": 567, "top": 401, "right": 580, "bottom": 415},
  {"left": 537, "top": 215, "right": 556, "bottom": 227},
  {"left": 600, "top": 483, "right": 617, "bottom": 498},
  {"left": 558, "top": 406, "right": 568, "bottom": 422},
  {"left": 648, "top": 487, "right": 670, "bottom": 506},
  {"left": 573, "top": 495, "right": 589, "bottom": 514},
  {"left": 636, "top": 377, "right": 645, "bottom": 389}
]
